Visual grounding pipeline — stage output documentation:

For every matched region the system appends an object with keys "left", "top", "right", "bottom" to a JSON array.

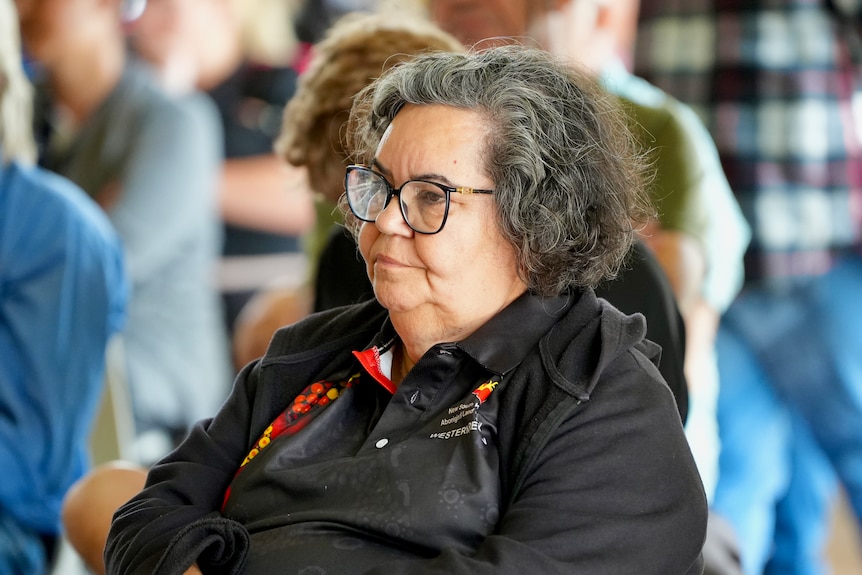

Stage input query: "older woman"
[
  {"left": 235, "top": 13, "right": 687, "bottom": 424},
  {"left": 105, "top": 46, "right": 707, "bottom": 575}
]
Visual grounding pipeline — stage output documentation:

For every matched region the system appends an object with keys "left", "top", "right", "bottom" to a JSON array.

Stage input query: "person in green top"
[
  {"left": 427, "top": 0, "right": 751, "bottom": 505},
  {"left": 427, "top": 1, "right": 751, "bottom": 573}
]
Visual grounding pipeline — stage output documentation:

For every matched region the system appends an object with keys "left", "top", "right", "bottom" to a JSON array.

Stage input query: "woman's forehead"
[{"left": 373, "top": 105, "right": 492, "bottom": 188}]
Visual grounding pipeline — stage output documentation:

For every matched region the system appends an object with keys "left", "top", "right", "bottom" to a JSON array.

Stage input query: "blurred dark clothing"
[{"left": 208, "top": 61, "right": 303, "bottom": 331}]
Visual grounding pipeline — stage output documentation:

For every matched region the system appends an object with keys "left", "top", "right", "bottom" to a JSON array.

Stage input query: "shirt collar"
[
  {"left": 455, "top": 290, "right": 575, "bottom": 375},
  {"left": 356, "top": 291, "right": 575, "bottom": 383},
  {"left": 353, "top": 335, "right": 397, "bottom": 394}
]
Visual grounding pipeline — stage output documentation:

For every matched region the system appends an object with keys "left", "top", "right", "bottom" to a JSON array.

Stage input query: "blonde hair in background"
[
  {"left": 0, "top": 0, "right": 36, "bottom": 164},
  {"left": 275, "top": 10, "right": 463, "bottom": 203},
  {"left": 375, "top": 0, "right": 428, "bottom": 18},
  {"left": 234, "top": 0, "right": 303, "bottom": 66}
]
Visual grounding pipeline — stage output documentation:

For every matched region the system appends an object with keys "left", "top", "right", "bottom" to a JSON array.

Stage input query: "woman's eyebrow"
[
  {"left": 371, "top": 158, "right": 391, "bottom": 176},
  {"left": 371, "top": 159, "right": 457, "bottom": 187}
]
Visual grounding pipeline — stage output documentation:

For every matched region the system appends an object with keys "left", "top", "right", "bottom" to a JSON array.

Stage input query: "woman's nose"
[{"left": 374, "top": 195, "right": 412, "bottom": 236}]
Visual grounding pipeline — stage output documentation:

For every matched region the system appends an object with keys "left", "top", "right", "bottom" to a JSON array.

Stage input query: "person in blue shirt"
[
  {"left": 19, "top": 0, "right": 232, "bottom": 463},
  {"left": 0, "top": 0, "right": 127, "bottom": 571}
]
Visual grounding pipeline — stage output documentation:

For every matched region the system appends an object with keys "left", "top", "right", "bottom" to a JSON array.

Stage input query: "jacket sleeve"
[
  {"left": 363, "top": 354, "right": 708, "bottom": 575},
  {"left": 104, "top": 361, "right": 262, "bottom": 575}
]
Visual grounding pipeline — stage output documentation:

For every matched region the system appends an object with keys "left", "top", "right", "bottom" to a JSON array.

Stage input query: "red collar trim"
[{"left": 353, "top": 347, "right": 396, "bottom": 395}]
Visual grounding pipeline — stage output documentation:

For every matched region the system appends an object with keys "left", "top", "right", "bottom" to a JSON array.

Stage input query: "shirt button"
[{"left": 375, "top": 438, "right": 389, "bottom": 449}]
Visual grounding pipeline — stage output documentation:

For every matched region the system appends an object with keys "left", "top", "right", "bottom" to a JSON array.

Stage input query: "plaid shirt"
[{"left": 635, "top": 0, "right": 862, "bottom": 282}]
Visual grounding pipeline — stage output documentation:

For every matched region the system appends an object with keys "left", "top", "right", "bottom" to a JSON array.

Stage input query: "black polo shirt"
[{"left": 220, "top": 292, "right": 571, "bottom": 572}]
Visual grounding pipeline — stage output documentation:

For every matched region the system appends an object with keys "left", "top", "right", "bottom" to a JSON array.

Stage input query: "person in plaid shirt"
[{"left": 635, "top": 2, "right": 862, "bottom": 573}]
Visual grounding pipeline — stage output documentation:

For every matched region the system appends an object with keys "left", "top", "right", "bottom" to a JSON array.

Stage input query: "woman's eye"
[{"left": 415, "top": 187, "right": 447, "bottom": 206}]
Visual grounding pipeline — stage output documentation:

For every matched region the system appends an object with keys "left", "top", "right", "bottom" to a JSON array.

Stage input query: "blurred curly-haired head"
[
  {"left": 346, "top": 45, "right": 654, "bottom": 294},
  {"left": 275, "top": 12, "right": 463, "bottom": 204}
]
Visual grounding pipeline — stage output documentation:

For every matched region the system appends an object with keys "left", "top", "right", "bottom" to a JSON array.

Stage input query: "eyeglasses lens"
[{"left": 347, "top": 168, "right": 448, "bottom": 234}]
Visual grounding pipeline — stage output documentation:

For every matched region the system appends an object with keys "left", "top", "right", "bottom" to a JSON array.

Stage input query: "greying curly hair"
[{"left": 345, "top": 45, "right": 653, "bottom": 295}]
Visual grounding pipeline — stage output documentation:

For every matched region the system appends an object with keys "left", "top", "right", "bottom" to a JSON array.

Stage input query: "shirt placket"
[{"left": 358, "top": 343, "right": 466, "bottom": 452}]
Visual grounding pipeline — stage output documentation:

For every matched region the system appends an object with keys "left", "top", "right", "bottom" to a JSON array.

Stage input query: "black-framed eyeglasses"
[{"left": 344, "top": 164, "right": 495, "bottom": 235}]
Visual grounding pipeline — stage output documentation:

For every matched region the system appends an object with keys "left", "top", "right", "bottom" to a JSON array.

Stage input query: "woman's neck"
[
  {"left": 388, "top": 283, "right": 528, "bottom": 380},
  {"left": 389, "top": 310, "right": 480, "bottom": 377},
  {"left": 390, "top": 342, "right": 414, "bottom": 387}
]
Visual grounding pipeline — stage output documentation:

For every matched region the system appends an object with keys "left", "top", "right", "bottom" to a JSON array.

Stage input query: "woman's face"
[
  {"left": 128, "top": 0, "right": 236, "bottom": 85},
  {"left": 358, "top": 104, "right": 527, "bottom": 337},
  {"left": 128, "top": 0, "right": 189, "bottom": 68},
  {"left": 15, "top": 0, "right": 96, "bottom": 65},
  {"left": 427, "top": 0, "right": 530, "bottom": 47}
]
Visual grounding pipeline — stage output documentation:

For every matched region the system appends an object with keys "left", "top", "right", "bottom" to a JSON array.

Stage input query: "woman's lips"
[{"left": 375, "top": 254, "right": 405, "bottom": 268}]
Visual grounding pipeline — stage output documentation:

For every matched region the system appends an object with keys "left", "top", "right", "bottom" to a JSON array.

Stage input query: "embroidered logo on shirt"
[
  {"left": 472, "top": 379, "right": 498, "bottom": 404},
  {"left": 429, "top": 378, "right": 499, "bottom": 440}
]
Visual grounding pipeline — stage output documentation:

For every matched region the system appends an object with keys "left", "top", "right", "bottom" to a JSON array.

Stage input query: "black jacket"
[{"left": 106, "top": 289, "right": 707, "bottom": 574}]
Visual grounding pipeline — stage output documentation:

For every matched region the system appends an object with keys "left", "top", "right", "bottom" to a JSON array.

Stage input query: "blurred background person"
[
  {"left": 425, "top": 0, "right": 750, "bottom": 505},
  {"left": 425, "top": 2, "right": 752, "bottom": 573},
  {"left": 0, "top": 0, "right": 127, "bottom": 571},
  {"left": 126, "top": 0, "right": 317, "bottom": 340},
  {"left": 636, "top": 2, "right": 862, "bottom": 573},
  {"left": 292, "top": 0, "right": 379, "bottom": 48},
  {"left": 16, "top": 0, "right": 232, "bottom": 464}
]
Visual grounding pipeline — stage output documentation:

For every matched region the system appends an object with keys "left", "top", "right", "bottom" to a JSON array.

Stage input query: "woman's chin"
[
  {"left": 374, "top": 296, "right": 411, "bottom": 314},
  {"left": 372, "top": 287, "right": 420, "bottom": 315}
]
